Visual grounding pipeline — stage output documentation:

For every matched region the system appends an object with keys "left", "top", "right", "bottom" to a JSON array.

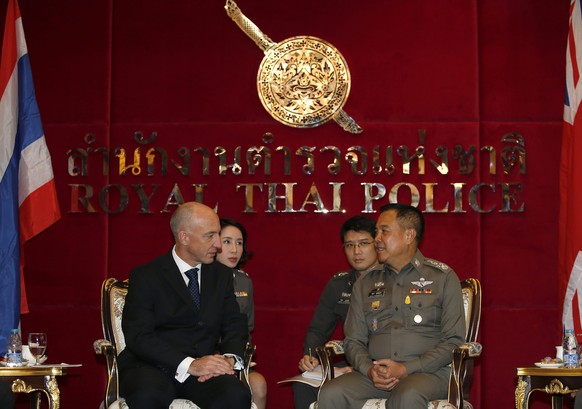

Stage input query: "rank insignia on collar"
[
  {"left": 411, "top": 277, "right": 433, "bottom": 288},
  {"left": 374, "top": 282, "right": 385, "bottom": 288}
]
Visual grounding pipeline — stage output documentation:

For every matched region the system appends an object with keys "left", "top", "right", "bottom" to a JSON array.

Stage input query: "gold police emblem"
[{"left": 225, "top": 0, "right": 362, "bottom": 134}]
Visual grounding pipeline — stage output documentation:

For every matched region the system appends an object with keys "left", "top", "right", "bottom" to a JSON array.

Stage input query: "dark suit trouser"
[{"left": 120, "top": 361, "right": 251, "bottom": 409}]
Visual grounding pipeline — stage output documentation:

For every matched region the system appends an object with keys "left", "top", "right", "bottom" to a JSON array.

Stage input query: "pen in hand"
[{"left": 299, "top": 348, "right": 317, "bottom": 372}]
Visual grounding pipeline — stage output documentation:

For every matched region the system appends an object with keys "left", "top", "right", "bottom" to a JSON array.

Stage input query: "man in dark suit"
[{"left": 119, "top": 202, "right": 251, "bottom": 409}]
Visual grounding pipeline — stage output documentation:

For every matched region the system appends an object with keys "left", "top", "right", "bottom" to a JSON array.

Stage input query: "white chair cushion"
[
  {"left": 361, "top": 399, "right": 474, "bottom": 409},
  {"left": 169, "top": 400, "right": 202, "bottom": 409},
  {"left": 105, "top": 397, "right": 258, "bottom": 409},
  {"left": 428, "top": 400, "right": 473, "bottom": 409},
  {"left": 311, "top": 399, "right": 473, "bottom": 409},
  {"left": 362, "top": 400, "right": 386, "bottom": 409},
  {"left": 103, "top": 399, "right": 200, "bottom": 409}
]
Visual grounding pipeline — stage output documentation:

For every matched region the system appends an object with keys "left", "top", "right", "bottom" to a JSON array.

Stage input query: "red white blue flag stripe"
[
  {"left": 561, "top": 0, "right": 582, "bottom": 336},
  {"left": 0, "top": 0, "right": 60, "bottom": 354}
]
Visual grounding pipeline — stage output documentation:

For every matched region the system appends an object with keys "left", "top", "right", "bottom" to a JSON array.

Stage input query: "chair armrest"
[
  {"left": 240, "top": 342, "right": 256, "bottom": 391},
  {"left": 314, "top": 339, "right": 346, "bottom": 395},
  {"left": 448, "top": 342, "right": 482, "bottom": 409},
  {"left": 94, "top": 339, "right": 120, "bottom": 409},
  {"left": 94, "top": 339, "right": 114, "bottom": 354},
  {"left": 462, "top": 341, "right": 482, "bottom": 357},
  {"left": 325, "top": 340, "right": 345, "bottom": 355}
]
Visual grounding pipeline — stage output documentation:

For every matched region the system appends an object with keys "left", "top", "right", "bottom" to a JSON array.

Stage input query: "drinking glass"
[{"left": 28, "top": 333, "right": 47, "bottom": 365}]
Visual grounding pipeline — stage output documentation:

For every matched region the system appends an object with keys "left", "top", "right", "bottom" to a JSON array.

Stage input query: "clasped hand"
[
  {"left": 368, "top": 358, "right": 407, "bottom": 391},
  {"left": 188, "top": 354, "right": 236, "bottom": 382}
]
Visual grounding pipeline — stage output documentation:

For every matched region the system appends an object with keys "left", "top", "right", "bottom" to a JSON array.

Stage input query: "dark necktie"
[{"left": 185, "top": 268, "right": 201, "bottom": 308}]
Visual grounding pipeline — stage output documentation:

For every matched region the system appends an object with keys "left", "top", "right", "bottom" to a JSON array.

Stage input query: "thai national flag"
[{"left": 0, "top": 0, "right": 60, "bottom": 355}]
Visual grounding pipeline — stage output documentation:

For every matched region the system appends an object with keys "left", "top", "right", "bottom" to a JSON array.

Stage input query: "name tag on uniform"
[
  {"left": 235, "top": 291, "right": 248, "bottom": 297},
  {"left": 368, "top": 288, "right": 385, "bottom": 298},
  {"left": 337, "top": 292, "right": 351, "bottom": 304}
]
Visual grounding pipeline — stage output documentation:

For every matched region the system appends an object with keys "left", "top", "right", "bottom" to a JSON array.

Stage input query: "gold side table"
[
  {"left": 516, "top": 366, "right": 582, "bottom": 409},
  {"left": 0, "top": 364, "right": 81, "bottom": 409}
]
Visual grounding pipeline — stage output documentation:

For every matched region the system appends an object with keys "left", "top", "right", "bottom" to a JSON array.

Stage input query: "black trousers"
[
  {"left": 293, "top": 382, "right": 318, "bottom": 409},
  {"left": 120, "top": 361, "right": 251, "bottom": 409}
]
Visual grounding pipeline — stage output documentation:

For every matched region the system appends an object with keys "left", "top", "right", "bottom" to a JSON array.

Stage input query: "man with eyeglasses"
[
  {"left": 316, "top": 203, "right": 466, "bottom": 409},
  {"left": 293, "top": 215, "right": 382, "bottom": 409}
]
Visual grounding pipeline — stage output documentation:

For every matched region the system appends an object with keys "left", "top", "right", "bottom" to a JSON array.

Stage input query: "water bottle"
[
  {"left": 563, "top": 328, "right": 579, "bottom": 368},
  {"left": 6, "top": 328, "right": 23, "bottom": 367}
]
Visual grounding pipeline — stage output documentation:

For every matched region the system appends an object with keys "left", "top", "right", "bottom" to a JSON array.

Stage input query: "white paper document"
[
  {"left": 300, "top": 365, "right": 323, "bottom": 380},
  {"left": 278, "top": 365, "right": 346, "bottom": 388}
]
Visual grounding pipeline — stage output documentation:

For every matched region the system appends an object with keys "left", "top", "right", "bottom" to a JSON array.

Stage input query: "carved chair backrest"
[
  {"left": 461, "top": 278, "right": 481, "bottom": 344},
  {"left": 459, "top": 278, "right": 482, "bottom": 398},
  {"left": 101, "top": 278, "right": 129, "bottom": 355}
]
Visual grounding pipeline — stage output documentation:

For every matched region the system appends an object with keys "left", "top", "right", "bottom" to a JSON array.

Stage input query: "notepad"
[
  {"left": 278, "top": 365, "right": 347, "bottom": 388},
  {"left": 301, "top": 365, "right": 323, "bottom": 380}
]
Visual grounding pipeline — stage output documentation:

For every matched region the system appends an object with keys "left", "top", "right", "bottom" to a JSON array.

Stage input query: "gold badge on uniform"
[
  {"left": 371, "top": 300, "right": 380, "bottom": 310},
  {"left": 405, "top": 295, "right": 411, "bottom": 305}
]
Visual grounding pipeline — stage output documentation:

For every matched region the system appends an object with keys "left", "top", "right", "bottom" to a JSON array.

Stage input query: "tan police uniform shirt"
[{"left": 344, "top": 250, "right": 466, "bottom": 377}]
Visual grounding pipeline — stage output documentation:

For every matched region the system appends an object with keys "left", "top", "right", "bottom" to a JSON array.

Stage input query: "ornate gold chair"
[
  {"left": 93, "top": 278, "right": 257, "bottom": 409},
  {"left": 312, "top": 278, "right": 482, "bottom": 409}
]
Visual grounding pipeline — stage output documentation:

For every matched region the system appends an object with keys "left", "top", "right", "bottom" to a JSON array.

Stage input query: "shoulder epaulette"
[
  {"left": 424, "top": 258, "right": 450, "bottom": 272},
  {"left": 237, "top": 269, "right": 250, "bottom": 277},
  {"left": 333, "top": 271, "right": 350, "bottom": 278}
]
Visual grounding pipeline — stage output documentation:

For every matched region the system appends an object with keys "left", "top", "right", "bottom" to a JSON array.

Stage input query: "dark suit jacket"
[{"left": 119, "top": 251, "right": 248, "bottom": 375}]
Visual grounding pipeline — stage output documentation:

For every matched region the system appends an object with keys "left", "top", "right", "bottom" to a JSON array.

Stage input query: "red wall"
[{"left": 2, "top": 0, "right": 569, "bottom": 408}]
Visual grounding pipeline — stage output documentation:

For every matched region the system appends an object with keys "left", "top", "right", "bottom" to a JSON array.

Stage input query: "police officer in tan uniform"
[
  {"left": 317, "top": 203, "right": 466, "bottom": 409},
  {"left": 294, "top": 215, "right": 382, "bottom": 409}
]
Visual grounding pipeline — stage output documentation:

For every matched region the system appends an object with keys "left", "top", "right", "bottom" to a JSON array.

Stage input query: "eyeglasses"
[{"left": 343, "top": 241, "right": 374, "bottom": 250}]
